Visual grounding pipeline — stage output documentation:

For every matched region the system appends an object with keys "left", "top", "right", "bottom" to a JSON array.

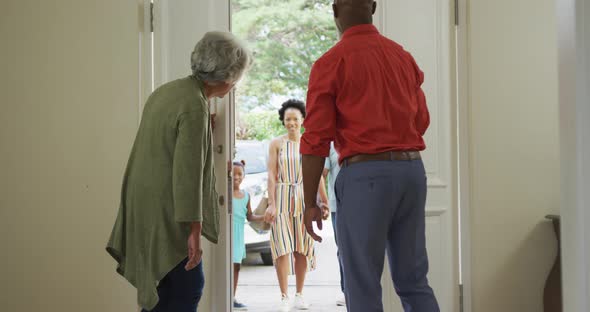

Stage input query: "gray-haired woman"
[{"left": 107, "top": 31, "right": 252, "bottom": 312}]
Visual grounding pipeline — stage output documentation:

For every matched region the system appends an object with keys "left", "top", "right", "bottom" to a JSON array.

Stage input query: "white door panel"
[
  {"left": 375, "top": 1, "right": 458, "bottom": 311},
  {"left": 153, "top": 1, "right": 232, "bottom": 311}
]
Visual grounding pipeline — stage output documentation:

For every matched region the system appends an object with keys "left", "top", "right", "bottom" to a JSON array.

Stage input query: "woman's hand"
[
  {"left": 210, "top": 113, "right": 216, "bottom": 130},
  {"left": 185, "top": 223, "right": 203, "bottom": 271},
  {"left": 317, "top": 202, "right": 329, "bottom": 220},
  {"left": 264, "top": 204, "right": 277, "bottom": 223},
  {"left": 321, "top": 204, "right": 330, "bottom": 220}
]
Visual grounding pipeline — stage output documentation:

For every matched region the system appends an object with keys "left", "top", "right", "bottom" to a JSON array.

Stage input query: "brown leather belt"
[{"left": 342, "top": 151, "right": 421, "bottom": 167}]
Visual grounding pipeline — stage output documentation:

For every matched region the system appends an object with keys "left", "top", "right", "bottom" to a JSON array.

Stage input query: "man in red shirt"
[{"left": 300, "top": 1, "right": 440, "bottom": 311}]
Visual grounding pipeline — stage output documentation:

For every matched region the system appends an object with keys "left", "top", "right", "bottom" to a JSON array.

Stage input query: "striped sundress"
[{"left": 270, "top": 138, "right": 316, "bottom": 274}]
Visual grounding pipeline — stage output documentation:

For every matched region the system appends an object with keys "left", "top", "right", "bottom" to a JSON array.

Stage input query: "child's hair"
[{"left": 233, "top": 160, "right": 246, "bottom": 168}]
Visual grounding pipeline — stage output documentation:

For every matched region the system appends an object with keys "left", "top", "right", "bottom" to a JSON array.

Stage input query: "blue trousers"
[
  {"left": 141, "top": 258, "right": 204, "bottom": 312},
  {"left": 331, "top": 212, "right": 345, "bottom": 293},
  {"left": 335, "top": 159, "right": 439, "bottom": 312}
]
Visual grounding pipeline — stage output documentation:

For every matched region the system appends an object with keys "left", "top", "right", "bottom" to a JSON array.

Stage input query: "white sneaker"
[
  {"left": 233, "top": 299, "right": 248, "bottom": 311},
  {"left": 336, "top": 294, "right": 346, "bottom": 306},
  {"left": 293, "top": 293, "right": 310, "bottom": 310},
  {"left": 278, "top": 294, "right": 291, "bottom": 312}
]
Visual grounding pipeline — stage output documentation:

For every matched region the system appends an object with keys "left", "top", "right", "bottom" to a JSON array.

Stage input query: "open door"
[
  {"left": 153, "top": 0, "right": 233, "bottom": 311},
  {"left": 153, "top": 0, "right": 458, "bottom": 311},
  {"left": 374, "top": 1, "right": 459, "bottom": 311}
]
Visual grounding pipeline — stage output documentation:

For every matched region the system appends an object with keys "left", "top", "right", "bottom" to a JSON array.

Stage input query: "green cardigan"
[{"left": 106, "top": 76, "right": 219, "bottom": 310}]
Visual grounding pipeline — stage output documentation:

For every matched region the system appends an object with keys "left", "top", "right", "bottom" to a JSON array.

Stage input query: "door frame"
[
  {"left": 139, "top": 0, "right": 153, "bottom": 122},
  {"left": 456, "top": 0, "right": 473, "bottom": 311},
  {"left": 155, "top": 0, "right": 476, "bottom": 310},
  {"left": 556, "top": 0, "right": 590, "bottom": 310}
]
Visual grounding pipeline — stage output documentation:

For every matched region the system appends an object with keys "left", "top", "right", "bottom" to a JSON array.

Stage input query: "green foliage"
[
  {"left": 232, "top": 0, "right": 337, "bottom": 112},
  {"left": 236, "top": 110, "right": 284, "bottom": 141}
]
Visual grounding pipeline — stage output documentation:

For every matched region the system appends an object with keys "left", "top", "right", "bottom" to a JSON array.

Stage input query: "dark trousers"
[
  {"left": 335, "top": 159, "right": 440, "bottom": 312},
  {"left": 331, "top": 212, "right": 345, "bottom": 293},
  {"left": 141, "top": 258, "right": 204, "bottom": 312}
]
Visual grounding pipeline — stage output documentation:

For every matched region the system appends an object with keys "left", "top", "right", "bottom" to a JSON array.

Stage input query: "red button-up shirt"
[{"left": 300, "top": 24, "right": 429, "bottom": 163}]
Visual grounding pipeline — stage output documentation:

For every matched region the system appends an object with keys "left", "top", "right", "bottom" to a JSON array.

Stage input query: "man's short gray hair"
[{"left": 191, "top": 31, "right": 252, "bottom": 84}]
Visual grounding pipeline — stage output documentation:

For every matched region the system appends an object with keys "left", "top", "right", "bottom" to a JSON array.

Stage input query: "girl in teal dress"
[{"left": 232, "top": 160, "right": 264, "bottom": 310}]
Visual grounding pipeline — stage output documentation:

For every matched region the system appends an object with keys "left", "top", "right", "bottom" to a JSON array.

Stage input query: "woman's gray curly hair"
[{"left": 191, "top": 31, "right": 252, "bottom": 85}]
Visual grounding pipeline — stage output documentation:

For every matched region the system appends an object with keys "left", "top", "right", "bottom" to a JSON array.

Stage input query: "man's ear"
[
  {"left": 372, "top": 1, "right": 377, "bottom": 15},
  {"left": 332, "top": 3, "right": 339, "bottom": 18}
]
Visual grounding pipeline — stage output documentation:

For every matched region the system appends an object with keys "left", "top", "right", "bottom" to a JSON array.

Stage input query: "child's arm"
[{"left": 246, "top": 194, "right": 264, "bottom": 222}]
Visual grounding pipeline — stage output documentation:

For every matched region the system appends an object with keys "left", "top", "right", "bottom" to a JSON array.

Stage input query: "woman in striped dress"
[{"left": 265, "top": 99, "right": 329, "bottom": 311}]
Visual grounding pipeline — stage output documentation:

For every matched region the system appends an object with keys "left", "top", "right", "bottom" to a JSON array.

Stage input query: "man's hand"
[
  {"left": 185, "top": 224, "right": 203, "bottom": 271},
  {"left": 304, "top": 203, "right": 323, "bottom": 242},
  {"left": 302, "top": 154, "right": 326, "bottom": 242}
]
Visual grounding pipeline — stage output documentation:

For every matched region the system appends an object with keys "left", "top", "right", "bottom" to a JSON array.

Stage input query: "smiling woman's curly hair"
[{"left": 278, "top": 99, "right": 306, "bottom": 125}]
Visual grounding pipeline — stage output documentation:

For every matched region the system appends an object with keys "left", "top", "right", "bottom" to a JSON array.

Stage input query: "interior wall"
[
  {"left": 466, "top": 0, "right": 560, "bottom": 311},
  {"left": 0, "top": 1, "right": 140, "bottom": 311}
]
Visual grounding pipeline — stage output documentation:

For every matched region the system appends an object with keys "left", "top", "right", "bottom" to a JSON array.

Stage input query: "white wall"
[
  {"left": 466, "top": 0, "right": 560, "bottom": 311},
  {"left": 0, "top": 1, "right": 140, "bottom": 311},
  {"left": 557, "top": 0, "right": 590, "bottom": 311}
]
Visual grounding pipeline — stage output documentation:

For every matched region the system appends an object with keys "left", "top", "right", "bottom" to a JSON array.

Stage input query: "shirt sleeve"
[
  {"left": 412, "top": 58, "right": 430, "bottom": 136},
  {"left": 172, "top": 110, "right": 208, "bottom": 222},
  {"left": 301, "top": 57, "right": 342, "bottom": 157}
]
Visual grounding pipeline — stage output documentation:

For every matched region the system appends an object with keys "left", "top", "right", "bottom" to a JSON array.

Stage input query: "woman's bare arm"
[
  {"left": 318, "top": 175, "right": 330, "bottom": 219},
  {"left": 267, "top": 138, "right": 279, "bottom": 206},
  {"left": 265, "top": 138, "right": 280, "bottom": 222},
  {"left": 318, "top": 175, "right": 329, "bottom": 204}
]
